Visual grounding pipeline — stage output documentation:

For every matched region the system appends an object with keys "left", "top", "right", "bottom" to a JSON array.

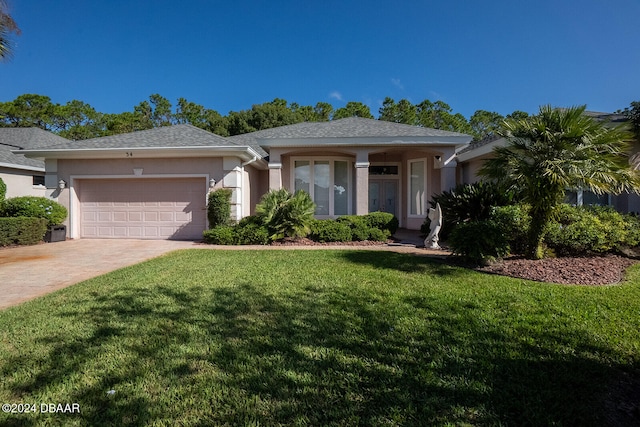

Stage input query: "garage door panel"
[{"left": 80, "top": 178, "right": 207, "bottom": 240}]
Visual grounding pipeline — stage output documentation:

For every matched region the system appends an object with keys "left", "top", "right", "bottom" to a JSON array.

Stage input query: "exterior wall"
[
  {"left": 0, "top": 167, "right": 46, "bottom": 198},
  {"left": 245, "top": 166, "right": 268, "bottom": 215},
  {"left": 53, "top": 157, "right": 228, "bottom": 234},
  {"left": 459, "top": 158, "right": 487, "bottom": 184}
]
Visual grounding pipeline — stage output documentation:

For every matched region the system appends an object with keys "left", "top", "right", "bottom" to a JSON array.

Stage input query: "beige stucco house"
[
  {"left": 0, "top": 128, "right": 69, "bottom": 198},
  {"left": 16, "top": 118, "right": 472, "bottom": 240}
]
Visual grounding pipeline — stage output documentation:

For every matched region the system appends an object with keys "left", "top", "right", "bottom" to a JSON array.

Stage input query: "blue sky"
[{"left": 2, "top": 0, "right": 639, "bottom": 119}]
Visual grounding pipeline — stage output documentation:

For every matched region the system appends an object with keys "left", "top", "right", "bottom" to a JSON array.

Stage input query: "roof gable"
[{"left": 0, "top": 128, "right": 70, "bottom": 170}]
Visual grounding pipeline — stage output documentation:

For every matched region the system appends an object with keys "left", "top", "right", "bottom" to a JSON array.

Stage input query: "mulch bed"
[{"left": 476, "top": 254, "right": 638, "bottom": 285}]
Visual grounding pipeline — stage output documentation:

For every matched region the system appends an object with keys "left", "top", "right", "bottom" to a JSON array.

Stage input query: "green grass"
[{"left": 1, "top": 250, "right": 639, "bottom": 426}]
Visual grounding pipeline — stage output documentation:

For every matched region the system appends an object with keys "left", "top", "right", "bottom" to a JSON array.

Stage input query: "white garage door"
[{"left": 79, "top": 178, "right": 207, "bottom": 240}]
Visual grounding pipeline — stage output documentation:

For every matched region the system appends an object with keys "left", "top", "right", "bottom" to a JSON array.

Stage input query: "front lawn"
[{"left": 1, "top": 250, "right": 639, "bottom": 426}]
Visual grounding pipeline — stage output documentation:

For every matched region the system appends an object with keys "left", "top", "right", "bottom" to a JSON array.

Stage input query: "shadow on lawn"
[
  {"left": 338, "top": 250, "right": 464, "bottom": 277},
  {"left": 1, "top": 275, "right": 636, "bottom": 425}
]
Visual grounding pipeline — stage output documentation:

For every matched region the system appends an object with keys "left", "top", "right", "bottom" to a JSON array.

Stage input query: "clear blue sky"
[{"left": 2, "top": 0, "right": 639, "bottom": 119}]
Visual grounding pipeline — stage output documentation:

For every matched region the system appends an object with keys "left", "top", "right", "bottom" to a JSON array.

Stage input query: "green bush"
[
  {"left": 234, "top": 222, "right": 270, "bottom": 245},
  {"left": 544, "top": 204, "right": 640, "bottom": 256},
  {"left": 490, "top": 204, "right": 530, "bottom": 255},
  {"left": 207, "top": 189, "right": 233, "bottom": 228},
  {"left": 367, "top": 227, "right": 391, "bottom": 242},
  {"left": 449, "top": 220, "right": 510, "bottom": 264},
  {"left": 422, "top": 181, "right": 515, "bottom": 238},
  {"left": 363, "top": 211, "right": 399, "bottom": 234},
  {"left": 256, "top": 189, "right": 315, "bottom": 240},
  {"left": 309, "top": 219, "right": 353, "bottom": 243},
  {"left": 1, "top": 196, "right": 67, "bottom": 226},
  {"left": 336, "top": 216, "right": 371, "bottom": 241},
  {"left": 0, "top": 217, "right": 48, "bottom": 246},
  {"left": 0, "top": 177, "right": 6, "bottom": 202},
  {"left": 203, "top": 225, "right": 235, "bottom": 245}
]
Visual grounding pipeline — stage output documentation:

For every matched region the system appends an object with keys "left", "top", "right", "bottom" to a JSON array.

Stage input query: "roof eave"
[
  {"left": 14, "top": 145, "right": 266, "bottom": 163},
  {"left": 258, "top": 135, "right": 472, "bottom": 149},
  {"left": 0, "top": 161, "right": 45, "bottom": 172}
]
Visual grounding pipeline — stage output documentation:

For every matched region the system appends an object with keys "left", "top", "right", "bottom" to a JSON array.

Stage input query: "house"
[
  {"left": 15, "top": 118, "right": 472, "bottom": 240},
  {"left": 0, "top": 128, "right": 70, "bottom": 198},
  {"left": 456, "top": 111, "right": 640, "bottom": 213}
]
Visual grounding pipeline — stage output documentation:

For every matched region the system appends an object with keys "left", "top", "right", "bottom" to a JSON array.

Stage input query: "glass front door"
[{"left": 369, "top": 180, "right": 398, "bottom": 217}]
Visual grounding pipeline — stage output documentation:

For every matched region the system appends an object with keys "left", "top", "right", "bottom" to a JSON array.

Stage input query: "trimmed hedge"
[
  {"left": 203, "top": 225, "right": 235, "bottom": 245},
  {"left": 1, "top": 196, "right": 67, "bottom": 226},
  {"left": 448, "top": 220, "right": 510, "bottom": 264},
  {"left": 309, "top": 219, "right": 353, "bottom": 243},
  {"left": 0, "top": 217, "right": 48, "bottom": 246}
]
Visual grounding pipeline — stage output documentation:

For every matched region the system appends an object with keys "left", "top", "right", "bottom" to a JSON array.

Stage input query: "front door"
[{"left": 369, "top": 180, "right": 398, "bottom": 217}]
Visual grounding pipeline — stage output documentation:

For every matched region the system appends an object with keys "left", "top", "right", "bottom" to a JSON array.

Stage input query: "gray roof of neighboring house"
[
  {"left": 42, "top": 124, "right": 236, "bottom": 149},
  {"left": 0, "top": 128, "right": 70, "bottom": 170},
  {"left": 229, "top": 118, "right": 470, "bottom": 149}
]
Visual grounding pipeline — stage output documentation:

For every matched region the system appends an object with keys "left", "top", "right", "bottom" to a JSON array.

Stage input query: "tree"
[
  {"left": 619, "top": 101, "right": 640, "bottom": 141},
  {"left": 379, "top": 97, "right": 417, "bottom": 125},
  {"left": 0, "top": 0, "right": 20, "bottom": 60},
  {"left": 416, "top": 100, "right": 471, "bottom": 133},
  {"left": 479, "top": 105, "right": 640, "bottom": 259},
  {"left": 469, "top": 110, "right": 504, "bottom": 141},
  {"left": 0, "top": 94, "right": 56, "bottom": 130},
  {"left": 333, "top": 102, "right": 374, "bottom": 119},
  {"left": 55, "top": 100, "right": 104, "bottom": 140}
]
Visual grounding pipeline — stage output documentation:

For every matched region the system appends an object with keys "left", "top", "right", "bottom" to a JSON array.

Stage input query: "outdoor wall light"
[
  {"left": 435, "top": 155, "right": 442, "bottom": 161},
  {"left": 209, "top": 178, "right": 216, "bottom": 189},
  {"left": 58, "top": 179, "right": 66, "bottom": 189}
]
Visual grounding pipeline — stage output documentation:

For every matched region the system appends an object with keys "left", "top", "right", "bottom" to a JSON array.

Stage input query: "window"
[
  {"left": 33, "top": 175, "right": 45, "bottom": 186},
  {"left": 294, "top": 159, "right": 351, "bottom": 216},
  {"left": 409, "top": 160, "right": 426, "bottom": 216}
]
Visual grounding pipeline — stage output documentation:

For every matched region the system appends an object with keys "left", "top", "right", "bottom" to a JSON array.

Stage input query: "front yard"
[{"left": 1, "top": 250, "right": 639, "bottom": 426}]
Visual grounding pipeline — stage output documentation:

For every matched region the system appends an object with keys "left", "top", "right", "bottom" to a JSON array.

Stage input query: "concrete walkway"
[{"left": 0, "top": 235, "right": 450, "bottom": 310}]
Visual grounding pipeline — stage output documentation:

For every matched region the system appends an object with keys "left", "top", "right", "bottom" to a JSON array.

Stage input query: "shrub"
[
  {"left": 309, "top": 219, "right": 352, "bottom": 243},
  {"left": 336, "top": 216, "right": 371, "bottom": 241},
  {"left": 0, "top": 217, "right": 48, "bottom": 246},
  {"left": 234, "top": 222, "right": 270, "bottom": 245},
  {"left": 256, "top": 189, "right": 315, "bottom": 240},
  {"left": 367, "top": 227, "right": 391, "bottom": 242},
  {"left": 0, "top": 177, "right": 6, "bottom": 202},
  {"left": 207, "top": 189, "right": 233, "bottom": 228},
  {"left": 544, "top": 204, "right": 640, "bottom": 256},
  {"left": 1, "top": 196, "right": 67, "bottom": 226},
  {"left": 422, "top": 181, "right": 515, "bottom": 238},
  {"left": 364, "top": 211, "right": 399, "bottom": 234},
  {"left": 448, "top": 220, "right": 510, "bottom": 264},
  {"left": 203, "top": 225, "right": 235, "bottom": 245},
  {"left": 490, "top": 204, "right": 530, "bottom": 255}
]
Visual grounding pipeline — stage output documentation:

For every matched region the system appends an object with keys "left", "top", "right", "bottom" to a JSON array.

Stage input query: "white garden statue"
[{"left": 424, "top": 203, "right": 442, "bottom": 249}]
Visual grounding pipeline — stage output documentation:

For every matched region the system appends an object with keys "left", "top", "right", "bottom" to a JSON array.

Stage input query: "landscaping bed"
[{"left": 477, "top": 254, "right": 638, "bottom": 285}]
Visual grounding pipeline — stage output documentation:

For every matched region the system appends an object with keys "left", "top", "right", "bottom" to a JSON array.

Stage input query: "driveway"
[{"left": 0, "top": 239, "right": 198, "bottom": 310}]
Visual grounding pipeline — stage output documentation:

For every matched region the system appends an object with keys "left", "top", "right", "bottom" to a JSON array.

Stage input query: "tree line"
[{"left": 0, "top": 93, "right": 638, "bottom": 142}]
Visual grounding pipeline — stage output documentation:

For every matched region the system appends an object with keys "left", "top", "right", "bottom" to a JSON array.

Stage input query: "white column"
[
  {"left": 268, "top": 163, "right": 282, "bottom": 191},
  {"left": 223, "top": 157, "right": 243, "bottom": 222},
  {"left": 354, "top": 161, "right": 369, "bottom": 215}
]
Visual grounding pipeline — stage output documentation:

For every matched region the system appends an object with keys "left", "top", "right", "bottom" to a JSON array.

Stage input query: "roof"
[
  {"left": 0, "top": 128, "right": 70, "bottom": 171},
  {"left": 229, "top": 118, "right": 471, "bottom": 151},
  {"left": 42, "top": 124, "right": 234, "bottom": 149}
]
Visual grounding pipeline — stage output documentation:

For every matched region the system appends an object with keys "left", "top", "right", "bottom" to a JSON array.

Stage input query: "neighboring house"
[
  {"left": 0, "top": 128, "right": 70, "bottom": 198},
  {"left": 16, "top": 118, "right": 472, "bottom": 240},
  {"left": 456, "top": 111, "right": 640, "bottom": 213}
]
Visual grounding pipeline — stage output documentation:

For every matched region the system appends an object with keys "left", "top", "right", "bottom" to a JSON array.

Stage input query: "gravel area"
[{"left": 477, "top": 254, "right": 638, "bottom": 285}]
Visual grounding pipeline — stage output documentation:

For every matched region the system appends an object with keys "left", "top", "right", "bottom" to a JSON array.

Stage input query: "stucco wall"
[{"left": 0, "top": 168, "right": 46, "bottom": 198}]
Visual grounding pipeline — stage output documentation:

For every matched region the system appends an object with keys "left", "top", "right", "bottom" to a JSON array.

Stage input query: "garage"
[{"left": 79, "top": 178, "right": 207, "bottom": 240}]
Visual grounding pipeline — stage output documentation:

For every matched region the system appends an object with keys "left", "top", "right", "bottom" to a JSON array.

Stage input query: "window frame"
[
  {"left": 291, "top": 156, "right": 353, "bottom": 217},
  {"left": 407, "top": 158, "right": 427, "bottom": 218}
]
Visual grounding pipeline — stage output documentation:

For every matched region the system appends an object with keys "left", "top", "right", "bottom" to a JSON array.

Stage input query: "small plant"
[
  {"left": 0, "top": 177, "right": 6, "bottom": 202},
  {"left": 336, "top": 216, "right": 370, "bottom": 241},
  {"left": 363, "top": 211, "right": 399, "bottom": 234},
  {"left": 367, "top": 227, "right": 391, "bottom": 242},
  {"left": 309, "top": 219, "right": 352, "bottom": 243},
  {"left": 207, "top": 189, "right": 233, "bottom": 228},
  {"left": 234, "top": 219, "right": 270, "bottom": 245},
  {"left": 1, "top": 196, "right": 67, "bottom": 226},
  {"left": 448, "top": 220, "right": 510, "bottom": 264},
  {"left": 203, "top": 225, "right": 235, "bottom": 245},
  {"left": 255, "top": 189, "right": 315, "bottom": 240},
  {"left": 422, "top": 181, "right": 515, "bottom": 238},
  {"left": 490, "top": 204, "right": 530, "bottom": 255}
]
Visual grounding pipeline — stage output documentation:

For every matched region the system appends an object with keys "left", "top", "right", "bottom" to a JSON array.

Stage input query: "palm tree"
[
  {"left": 0, "top": 0, "right": 20, "bottom": 60},
  {"left": 480, "top": 105, "right": 640, "bottom": 259}
]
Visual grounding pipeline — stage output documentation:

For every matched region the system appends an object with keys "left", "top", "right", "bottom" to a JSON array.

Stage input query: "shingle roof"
[
  {"left": 43, "top": 124, "right": 235, "bottom": 149},
  {"left": 0, "top": 128, "right": 70, "bottom": 169},
  {"left": 229, "top": 117, "right": 470, "bottom": 145}
]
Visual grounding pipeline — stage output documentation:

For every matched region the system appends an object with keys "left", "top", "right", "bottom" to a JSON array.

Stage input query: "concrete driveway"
[{"left": 0, "top": 239, "right": 199, "bottom": 310}]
